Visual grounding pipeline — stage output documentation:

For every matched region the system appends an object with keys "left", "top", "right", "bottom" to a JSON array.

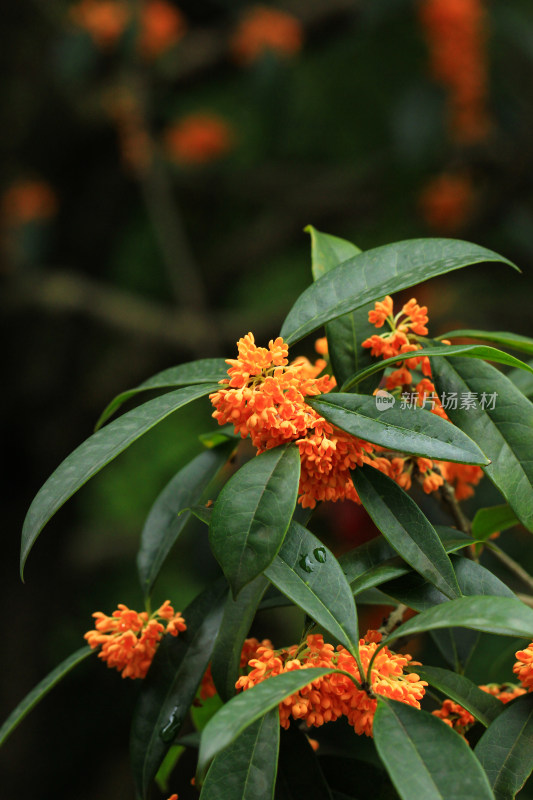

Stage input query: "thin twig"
[
  {"left": 378, "top": 604, "right": 408, "bottom": 637},
  {"left": 438, "top": 477, "right": 472, "bottom": 535}
]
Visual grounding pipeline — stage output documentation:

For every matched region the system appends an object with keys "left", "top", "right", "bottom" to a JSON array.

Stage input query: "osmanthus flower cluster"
[
  {"left": 432, "top": 683, "right": 526, "bottom": 739},
  {"left": 210, "top": 333, "right": 379, "bottom": 508},
  {"left": 513, "top": 641, "right": 533, "bottom": 691},
  {"left": 84, "top": 601, "right": 186, "bottom": 679},
  {"left": 210, "top": 293, "right": 484, "bottom": 507},
  {"left": 229, "top": 632, "right": 427, "bottom": 737},
  {"left": 361, "top": 295, "right": 484, "bottom": 500}
]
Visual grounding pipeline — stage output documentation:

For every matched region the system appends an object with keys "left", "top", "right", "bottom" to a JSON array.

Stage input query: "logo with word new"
[{"left": 375, "top": 389, "right": 396, "bottom": 411}]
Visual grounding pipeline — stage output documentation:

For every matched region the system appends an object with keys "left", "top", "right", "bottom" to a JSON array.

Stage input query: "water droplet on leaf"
[
  {"left": 313, "top": 547, "right": 327, "bottom": 563},
  {"left": 299, "top": 555, "right": 314, "bottom": 573},
  {"left": 160, "top": 708, "right": 181, "bottom": 742}
]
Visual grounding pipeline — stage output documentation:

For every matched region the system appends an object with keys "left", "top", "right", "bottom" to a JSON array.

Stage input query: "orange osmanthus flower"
[
  {"left": 231, "top": 5, "right": 303, "bottom": 65},
  {"left": 200, "top": 637, "right": 273, "bottom": 700},
  {"left": 210, "top": 333, "right": 381, "bottom": 508},
  {"left": 139, "top": 0, "right": 186, "bottom": 59},
  {"left": 433, "top": 683, "right": 526, "bottom": 738},
  {"left": 163, "top": 113, "right": 234, "bottom": 165},
  {"left": 84, "top": 600, "right": 186, "bottom": 679},
  {"left": 236, "top": 632, "right": 426, "bottom": 736},
  {"left": 513, "top": 642, "right": 533, "bottom": 691}
]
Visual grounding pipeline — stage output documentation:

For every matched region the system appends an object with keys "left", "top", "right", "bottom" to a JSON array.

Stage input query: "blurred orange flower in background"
[
  {"left": 418, "top": 0, "right": 490, "bottom": 144},
  {"left": 1, "top": 179, "right": 58, "bottom": 226},
  {"left": 231, "top": 5, "right": 303, "bottom": 65},
  {"left": 69, "top": 0, "right": 130, "bottom": 49},
  {"left": 163, "top": 112, "right": 234, "bottom": 165},
  {"left": 139, "top": 0, "right": 186, "bottom": 59},
  {"left": 419, "top": 173, "right": 476, "bottom": 233}
]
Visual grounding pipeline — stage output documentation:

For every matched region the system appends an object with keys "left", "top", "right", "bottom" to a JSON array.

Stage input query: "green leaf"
[
  {"left": 307, "top": 393, "right": 489, "bottom": 465},
  {"left": 431, "top": 357, "right": 533, "bottom": 531},
  {"left": 438, "top": 329, "right": 533, "bottom": 356},
  {"left": 383, "top": 596, "right": 533, "bottom": 645},
  {"left": 20, "top": 383, "right": 220, "bottom": 579},
  {"left": 351, "top": 465, "right": 461, "bottom": 600},
  {"left": 373, "top": 699, "right": 494, "bottom": 800},
  {"left": 307, "top": 225, "right": 362, "bottom": 280},
  {"left": 413, "top": 666, "right": 503, "bottom": 727},
  {"left": 306, "top": 226, "right": 376, "bottom": 390},
  {"left": 341, "top": 344, "right": 533, "bottom": 393},
  {"left": 280, "top": 238, "right": 517, "bottom": 345},
  {"left": 211, "top": 576, "right": 270, "bottom": 702},
  {"left": 276, "top": 725, "right": 333, "bottom": 800},
  {"left": 138, "top": 442, "right": 234, "bottom": 597},
  {"left": 472, "top": 505, "right": 521, "bottom": 541},
  {"left": 0, "top": 646, "right": 93, "bottom": 748},
  {"left": 95, "top": 359, "right": 228, "bottom": 429},
  {"left": 507, "top": 359, "right": 533, "bottom": 398},
  {"left": 340, "top": 526, "right": 473, "bottom": 586},
  {"left": 130, "top": 579, "right": 227, "bottom": 800},
  {"left": 200, "top": 709, "right": 279, "bottom": 799},
  {"left": 197, "top": 668, "right": 343, "bottom": 782},
  {"left": 264, "top": 521, "right": 359, "bottom": 653},
  {"left": 475, "top": 693, "right": 533, "bottom": 800},
  {"left": 209, "top": 445, "right": 301, "bottom": 597},
  {"left": 381, "top": 556, "right": 515, "bottom": 613}
]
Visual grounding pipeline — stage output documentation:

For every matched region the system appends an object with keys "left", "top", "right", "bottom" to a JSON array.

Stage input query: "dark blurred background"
[{"left": 3, "top": 0, "right": 533, "bottom": 797}]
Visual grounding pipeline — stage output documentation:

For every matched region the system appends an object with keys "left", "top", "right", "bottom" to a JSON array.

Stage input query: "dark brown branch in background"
[{"left": 2, "top": 269, "right": 284, "bottom": 354}]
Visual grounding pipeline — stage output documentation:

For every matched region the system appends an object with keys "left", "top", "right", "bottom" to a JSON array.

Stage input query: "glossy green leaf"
[
  {"left": 383, "top": 596, "right": 533, "bottom": 645},
  {"left": 374, "top": 699, "right": 494, "bottom": 800},
  {"left": 341, "top": 344, "right": 533, "bottom": 392},
  {"left": 351, "top": 465, "right": 460, "bottom": 600},
  {"left": 413, "top": 666, "right": 503, "bottom": 727},
  {"left": 381, "top": 556, "right": 515, "bottom": 612},
  {"left": 209, "top": 445, "right": 301, "bottom": 597},
  {"left": 0, "top": 646, "right": 93, "bottom": 748},
  {"left": 307, "top": 226, "right": 376, "bottom": 390},
  {"left": 276, "top": 725, "right": 333, "bottom": 800},
  {"left": 264, "top": 521, "right": 359, "bottom": 653},
  {"left": 438, "top": 329, "right": 533, "bottom": 356},
  {"left": 280, "top": 238, "right": 517, "bottom": 345},
  {"left": 20, "top": 383, "right": 220, "bottom": 578},
  {"left": 200, "top": 709, "right": 279, "bottom": 799},
  {"left": 507, "top": 359, "right": 533, "bottom": 398},
  {"left": 307, "top": 393, "right": 489, "bottom": 465},
  {"left": 431, "top": 357, "right": 533, "bottom": 531},
  {"left": 130, "top": 579, "right": 227, "bottom": 800},
  {"left": 197, "top": 668, "right": 343, "bottom": 782},
  {"left": 95, "top": 359, "right": 228, "bottom": 429},
  {"left": 475, "top": 693, "right": 533, "bottom": 800},
  {"left": 138, "top": 443, "right": 234, "bottom": 597},
  {"left": 340, "top": 526, "right": 473, "bottom": 587},
  {"left": 472, "top": 504, "right": 521, "bottom": 541},
  {"left": 211, "top": 575, "right": 270, "bottom": 702}
]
